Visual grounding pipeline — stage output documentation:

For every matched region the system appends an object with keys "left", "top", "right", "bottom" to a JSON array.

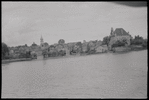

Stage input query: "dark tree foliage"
[
  {"left": 131, "top": 35, "right": 144, "bottom": 45},
  {"left": 142, "top": 39, "right": 148, "bottom": 48},
  {"left": 102, "top": 36, "right": 110, "bottom": 46},
  {"left": 32, "top": 42, "right": 37, "bottom": 46},
  {"left": 58, "top": 39, "right": 65, "bottom": 44},
  {"left": 25, "top": 44, "right": 28, "bottom": 47},
  {"left": 19, "top": 52, "right": 26, "bottom": 58},
  {"left": 76, "top": 42, "right": 82, "bottom": 48},
  {"left": 44, "top": 42, "right": 49, "bottom": 46},
  {"left": 26, "top": 51, "right": 31, "bottom": 58},
  {"left": 2, "top": 42, "right": 9, "bottom": 59}
]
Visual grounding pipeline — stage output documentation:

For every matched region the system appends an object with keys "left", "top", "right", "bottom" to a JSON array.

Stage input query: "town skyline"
[{"left": 2, "top": 2, "right": 147, "bottom": 47}]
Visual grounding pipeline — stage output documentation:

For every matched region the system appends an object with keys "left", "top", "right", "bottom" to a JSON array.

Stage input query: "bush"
[
  {"left": 131, "top": 35, "right": 144, "bottom": 45},
  {"left": 102, "top": 36, "right": 110, "bottom": 46}
]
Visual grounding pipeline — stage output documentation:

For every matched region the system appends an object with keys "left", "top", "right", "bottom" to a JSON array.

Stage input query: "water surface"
[{"left": 2, "top": 50, "right": 147, "bottom": 98}]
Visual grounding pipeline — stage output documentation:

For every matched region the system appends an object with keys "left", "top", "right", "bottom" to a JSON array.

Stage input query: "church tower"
[{"left": 40, "top": 35, "right": 44, "bottom": 47}]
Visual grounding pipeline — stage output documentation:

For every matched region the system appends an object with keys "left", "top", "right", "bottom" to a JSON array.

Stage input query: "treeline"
[
  {"left": 131, "top": 35, "right": 148, "bottom": 48},
  {"left": 1, "top": 42, "right": 35, "bottom": 60}
]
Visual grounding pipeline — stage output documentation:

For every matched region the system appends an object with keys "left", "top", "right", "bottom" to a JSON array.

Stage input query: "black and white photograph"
[{"left": 2, "top": 1, "right": 147, "bottom": 98}]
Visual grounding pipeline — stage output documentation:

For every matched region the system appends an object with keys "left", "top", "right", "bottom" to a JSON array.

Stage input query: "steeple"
[{"left": 40, "top": 35, "right": 44, "bottom": 47}]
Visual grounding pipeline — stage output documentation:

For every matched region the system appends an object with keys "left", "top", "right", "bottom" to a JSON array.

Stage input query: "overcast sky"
[{"left": 2, "top": 2, "right": 147, "bottom": 47}]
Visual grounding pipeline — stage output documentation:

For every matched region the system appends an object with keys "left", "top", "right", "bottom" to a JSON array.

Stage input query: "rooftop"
[{"left": 114, "top": 28, "right": 129, "bottom": 36}]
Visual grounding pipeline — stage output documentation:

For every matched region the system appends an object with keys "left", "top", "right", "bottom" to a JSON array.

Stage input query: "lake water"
[{"left": 2, "top": 50, "right": 147, "bottom": 98}]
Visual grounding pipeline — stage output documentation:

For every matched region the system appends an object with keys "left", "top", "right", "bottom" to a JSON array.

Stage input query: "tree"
[
  {"left": 83, "top": 40, "right": 86, "bottom": 43},
  {"left": 76, "top": 42, "right": 82, "bottom": 48},
  {"left": 26, "top": 51, "right": 31, "bottom": 58},
  {"left": 131, "top": 35, "right": 144, "bottom": 45},
  {"left": 32, "top": 42, "right": 37, "bottom": 47},
  {"left": 58, "top": 39, "right": 65, "bottom": 44},
  {"left": 19, "top": 52, "right": 26, "bottom": 58},
  {"left": 44, "top": 42, "right": 49, "bottom": 47},
  {"left": 102, "top": 36, "right": 110, "bottom": 46},
  {"left": 25, "top": 44, "right": 28, "bottom": 47},
  {"left": 142, "top": 39, "right": 148, "bottom": 48},
  {"left": 2, "top": 42, "right": 9, "bottom": 59}
]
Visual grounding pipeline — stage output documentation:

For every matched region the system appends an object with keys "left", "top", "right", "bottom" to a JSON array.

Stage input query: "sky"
[{"left": 2, "top": 2, "right": 147, "bottom": 47}]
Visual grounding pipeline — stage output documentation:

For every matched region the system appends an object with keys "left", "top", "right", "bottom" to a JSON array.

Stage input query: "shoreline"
[
  {"left": 2, "top": 58, "right": 32, "bottom": 64},
  {"left": 2, "top": 49, "right": 147, "bottom": 64}
]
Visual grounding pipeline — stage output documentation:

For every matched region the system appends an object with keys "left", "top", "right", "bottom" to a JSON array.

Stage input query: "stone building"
[{"left": 108, "top": 27, "right": 132, "bottom": 50}]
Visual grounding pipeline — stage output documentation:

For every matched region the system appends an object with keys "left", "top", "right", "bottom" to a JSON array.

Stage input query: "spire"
[{"left": 40, "top": 35, "right": 44, "bottom": 46}]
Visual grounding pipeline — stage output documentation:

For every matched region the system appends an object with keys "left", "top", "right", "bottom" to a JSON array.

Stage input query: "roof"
[{"left": 114, "top": 28, "right": 129, "bottom": 36}]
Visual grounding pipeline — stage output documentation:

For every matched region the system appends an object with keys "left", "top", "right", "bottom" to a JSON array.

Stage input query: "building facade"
[{"left": 108, "top": 28, "right": 132, "bottom": 50}]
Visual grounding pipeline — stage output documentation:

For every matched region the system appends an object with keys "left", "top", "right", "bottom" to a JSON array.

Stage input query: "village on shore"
[{"left": 2, "top": 27, "right": 148, "bottom": 63}]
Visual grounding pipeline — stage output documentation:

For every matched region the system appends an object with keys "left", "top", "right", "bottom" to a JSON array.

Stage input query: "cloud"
[{"left": 113, "top": 1, "right": 147, "bottom": 7}]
